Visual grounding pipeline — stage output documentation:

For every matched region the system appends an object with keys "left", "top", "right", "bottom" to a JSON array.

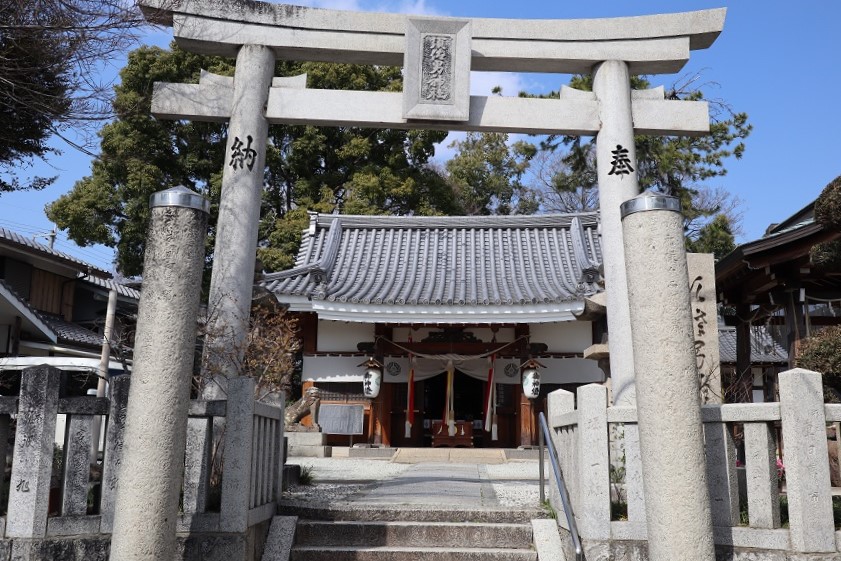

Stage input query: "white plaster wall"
[
  {"left": 541, "top": 357, "right": 605, "bottom": 385},
  {"left": 317, "top": 320, "right": 375, "bottom": 352},
  {"left": 529, "top": 322, "right": 593, "bottom": 353},
  {"left": 303, "top": 355, "right": 364, "bottom": 382}
]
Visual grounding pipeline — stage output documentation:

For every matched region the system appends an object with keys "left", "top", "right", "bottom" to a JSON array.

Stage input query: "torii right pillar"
[{"left": 593, "top": 59, "right": 640, "bottom": 409}]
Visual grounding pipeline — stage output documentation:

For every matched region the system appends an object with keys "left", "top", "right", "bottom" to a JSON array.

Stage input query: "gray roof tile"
[
  {"left": 719, "top": 326, "right": 788, "bottom": 364},
  {"left": 263, "top": 213, "right": 602, "bottom": 308},
  {"left": 80, "top": 275, "right": 140, "bottom": 301},
  {"left": 0, "top": 228, "right": 111, "bottom": 277},
  {"left": 42, "top": 315, "right": 104, "bottom": 348}
]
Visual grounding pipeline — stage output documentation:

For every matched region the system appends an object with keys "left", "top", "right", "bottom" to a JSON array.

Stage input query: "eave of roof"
[
  {"left": 289, "top": 299, "right": 585, "bottom": 323},
  {"left": 0, "top": 227, "right": 111, "bottom": 278},
  {"left": 79, "top": 275, "right": 140, "bottom": 302},
  {"left": 0, "top": 280, "right": 57, "bottom": 343},
  {"left": 716, "top": 217, "right": 837, "bottom": 287}
]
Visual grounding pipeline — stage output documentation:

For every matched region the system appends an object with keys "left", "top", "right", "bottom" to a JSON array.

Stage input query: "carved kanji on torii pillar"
[{"left": 140, "top": 0, "right": 726, "bottom": 401}]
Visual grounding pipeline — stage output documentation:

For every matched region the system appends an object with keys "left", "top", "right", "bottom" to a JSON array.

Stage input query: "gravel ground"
[
  {"left": 283, "top": 456, "right": 547, "bottom": 508},
  {"left": 491, "top": 480, "right": 541, "bottom": 508}
]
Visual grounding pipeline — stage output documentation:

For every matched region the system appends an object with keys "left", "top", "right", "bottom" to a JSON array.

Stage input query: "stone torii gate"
[
  {"left": 121, "top": 3, "right": 726, "bottom": 561},
  {"left": 139, "top": 0, "right": 724, "bottom": 413}
]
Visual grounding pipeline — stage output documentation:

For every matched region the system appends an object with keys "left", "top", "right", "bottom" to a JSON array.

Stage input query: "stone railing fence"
[
  {"left": 0, "top": 365, "right": 283, "bottom": 558},
  {"left": 547, "top": 368, "right": 839, "bottom": 559}
]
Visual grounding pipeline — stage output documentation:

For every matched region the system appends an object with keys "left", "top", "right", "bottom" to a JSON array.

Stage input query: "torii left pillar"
[{"left": 204, "top": 45, "right": 276, "bottom": 387}]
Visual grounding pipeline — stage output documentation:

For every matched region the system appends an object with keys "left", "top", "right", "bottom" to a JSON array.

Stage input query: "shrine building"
[{"left": 262, "top": 211, "right": 607, "bottom": 448}]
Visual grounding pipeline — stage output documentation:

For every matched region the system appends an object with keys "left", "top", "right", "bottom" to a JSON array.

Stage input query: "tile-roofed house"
[
  {"left": 717, "top": 198, "right": 841, "bottom": 372},
  {"left": 0, "top": 227, "right": 111, "bottom": 279},
  {"left": 718, "top": 325, "right": 788, "bottom": 403},
  {"left": 263, "top": 212, "right": 603, "bottom": 323},
  {"left": 0, "top": 227, "right": 138, "bottom": 360},
  {"left": 263, "top": 212, "right": 605, "bottom": 449},
  {"left": 718, "top": 326, "right": 788, "bottom": 365}
]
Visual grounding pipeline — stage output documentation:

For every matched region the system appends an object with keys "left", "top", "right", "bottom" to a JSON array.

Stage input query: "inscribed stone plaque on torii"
[{"left": 403, "top": 18, "right": 471, "bottom": 121}]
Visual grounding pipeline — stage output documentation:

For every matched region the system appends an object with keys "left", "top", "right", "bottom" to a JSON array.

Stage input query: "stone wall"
[
  {"left": 0, "top": 366, "right": 282, "bottom": 561},
  {"left": 548, "top": 368, "right": 841, "bottom": 559}
]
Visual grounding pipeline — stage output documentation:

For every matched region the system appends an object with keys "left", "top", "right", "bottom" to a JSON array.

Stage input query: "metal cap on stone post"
[
  {"left": 110, "top": 186, "right": 209, "bottom": 561},
  {"left": 620, "top": 191, "right": 715, "bottom": 561}
]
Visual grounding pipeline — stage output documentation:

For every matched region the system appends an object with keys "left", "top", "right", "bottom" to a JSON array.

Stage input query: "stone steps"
[
  {"left": 279, "top": 502, "right": 545, "bottom": 523},
  {"left": 294, "top": 520, "right": 534, "bottom": 548},
  {"left": 290, "top": 545, "right": 537, "bottom": 561},
  {"left": 279, "top": 510, "right": 538, "bottom": 561}
]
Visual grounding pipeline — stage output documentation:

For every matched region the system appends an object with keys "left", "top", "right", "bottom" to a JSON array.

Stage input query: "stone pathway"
[{"left": 351, "top": 463, "right": 499, "bottom": 508}]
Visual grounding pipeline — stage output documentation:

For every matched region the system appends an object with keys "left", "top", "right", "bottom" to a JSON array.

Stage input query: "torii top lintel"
[{"left": 138, "top": 0, "right": 725, "bottom": 75}]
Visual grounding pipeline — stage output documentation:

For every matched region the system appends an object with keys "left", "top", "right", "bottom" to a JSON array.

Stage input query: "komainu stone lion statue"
[{"left": 284, "top": 386, "right": 321, "bottom": 430}]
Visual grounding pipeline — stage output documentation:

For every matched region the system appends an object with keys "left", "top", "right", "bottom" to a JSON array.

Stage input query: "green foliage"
[
  {"left": 0, "top": 2, "right": 72, "bottom": 192},
  {"left": 1, "top": 0, "right": 147, "bottom": 193},
  {"left": 686, "top": 214, "right": 737, "bottom": 259},
  {"left": 298, "top": 464, "right": 315, "bottom": 486},
  {"left": 815, "top": 175, "right": 841, "bottom": 230},
  {"left": 796, "top": 326, "right": 841, "bottom": 398},
  {"left": 530, "top": 74, "right": 750, "bottom": 251},
  {"left": 48, "top": 45, "right": 232, "bottom": 276},
  {"left": 445, "top": 132, "right": 537, "bottom": 215},
  {"left": 540, "top": 500, "right": 557, "bottom": 520},
  {"left": 47, "top": 45, "right": 453, "bottom": 276},
  {"left": 811, "top": 240, "right": 841, "bottom": 273}
]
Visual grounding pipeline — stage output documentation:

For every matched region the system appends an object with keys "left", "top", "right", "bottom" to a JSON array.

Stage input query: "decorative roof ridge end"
[{"left": 262, "top": 218, "right": 344, "bottom": 284}]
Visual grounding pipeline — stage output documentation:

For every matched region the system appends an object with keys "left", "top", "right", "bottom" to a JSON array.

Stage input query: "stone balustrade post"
[
  {"left": 779, "top": 368, "right": 835, "bottom": 552},
  {"left": 705, "top": 421, "right": 739, "bottom": 527},
  {"left": 61, "top": 409, "right": 95, "bottom": 516},
  {"left": 220, "top": 376, "right": 256, "bottom": 533},
  {"left": 576, "top": 384, "right": 610, "bottom": 540},
  {"left": 183, "top": 416, "right": 213, "bottom": 514},
  {"left": 6, "top": 365, "right": 60, "bottom": 538},
  {"left": 547, "top": 389, "right": 575, "bottom": 518},
  {"left": 743, "top": 421, "right": 780, "bottom": 529},
  {"left": 100, "top": 375, "right": 130, "bottom": 533}
]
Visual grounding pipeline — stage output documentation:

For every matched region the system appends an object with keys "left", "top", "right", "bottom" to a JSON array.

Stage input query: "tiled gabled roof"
[
  {"left": 263, "top": 213, "right": 602, "bottom": 322},
  {"left": 0, "top": 227, "right": 111, "bottom": 278},
  {"left": 718, "top": 326, "right": 788, "bottom": 365}
]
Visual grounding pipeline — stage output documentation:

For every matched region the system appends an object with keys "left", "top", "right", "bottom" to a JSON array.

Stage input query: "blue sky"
[{"left": 3, "top": 1, "right": 839, "bottom": 272}]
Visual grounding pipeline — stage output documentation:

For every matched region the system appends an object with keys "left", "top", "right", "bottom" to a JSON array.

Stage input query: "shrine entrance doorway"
[{"left": 385, "top": 369, "right": 520, "bottom": 450}]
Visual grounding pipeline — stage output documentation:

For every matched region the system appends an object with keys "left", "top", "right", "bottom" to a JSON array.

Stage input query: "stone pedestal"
[{"left": 286, "top": 430, "right": 331, "bottom": 458}]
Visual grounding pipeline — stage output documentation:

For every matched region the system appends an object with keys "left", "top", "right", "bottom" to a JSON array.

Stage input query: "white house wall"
[
  {"left": 317, "top": 320, "right": 375, "bottom": 352},
  {"left": 530, "top": 321, "right": 593, "bottom": 353}
]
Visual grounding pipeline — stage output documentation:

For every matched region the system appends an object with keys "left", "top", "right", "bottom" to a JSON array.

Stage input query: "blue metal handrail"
[{"left": 538, "top": 411, "right": 583, "bottom": 561}]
